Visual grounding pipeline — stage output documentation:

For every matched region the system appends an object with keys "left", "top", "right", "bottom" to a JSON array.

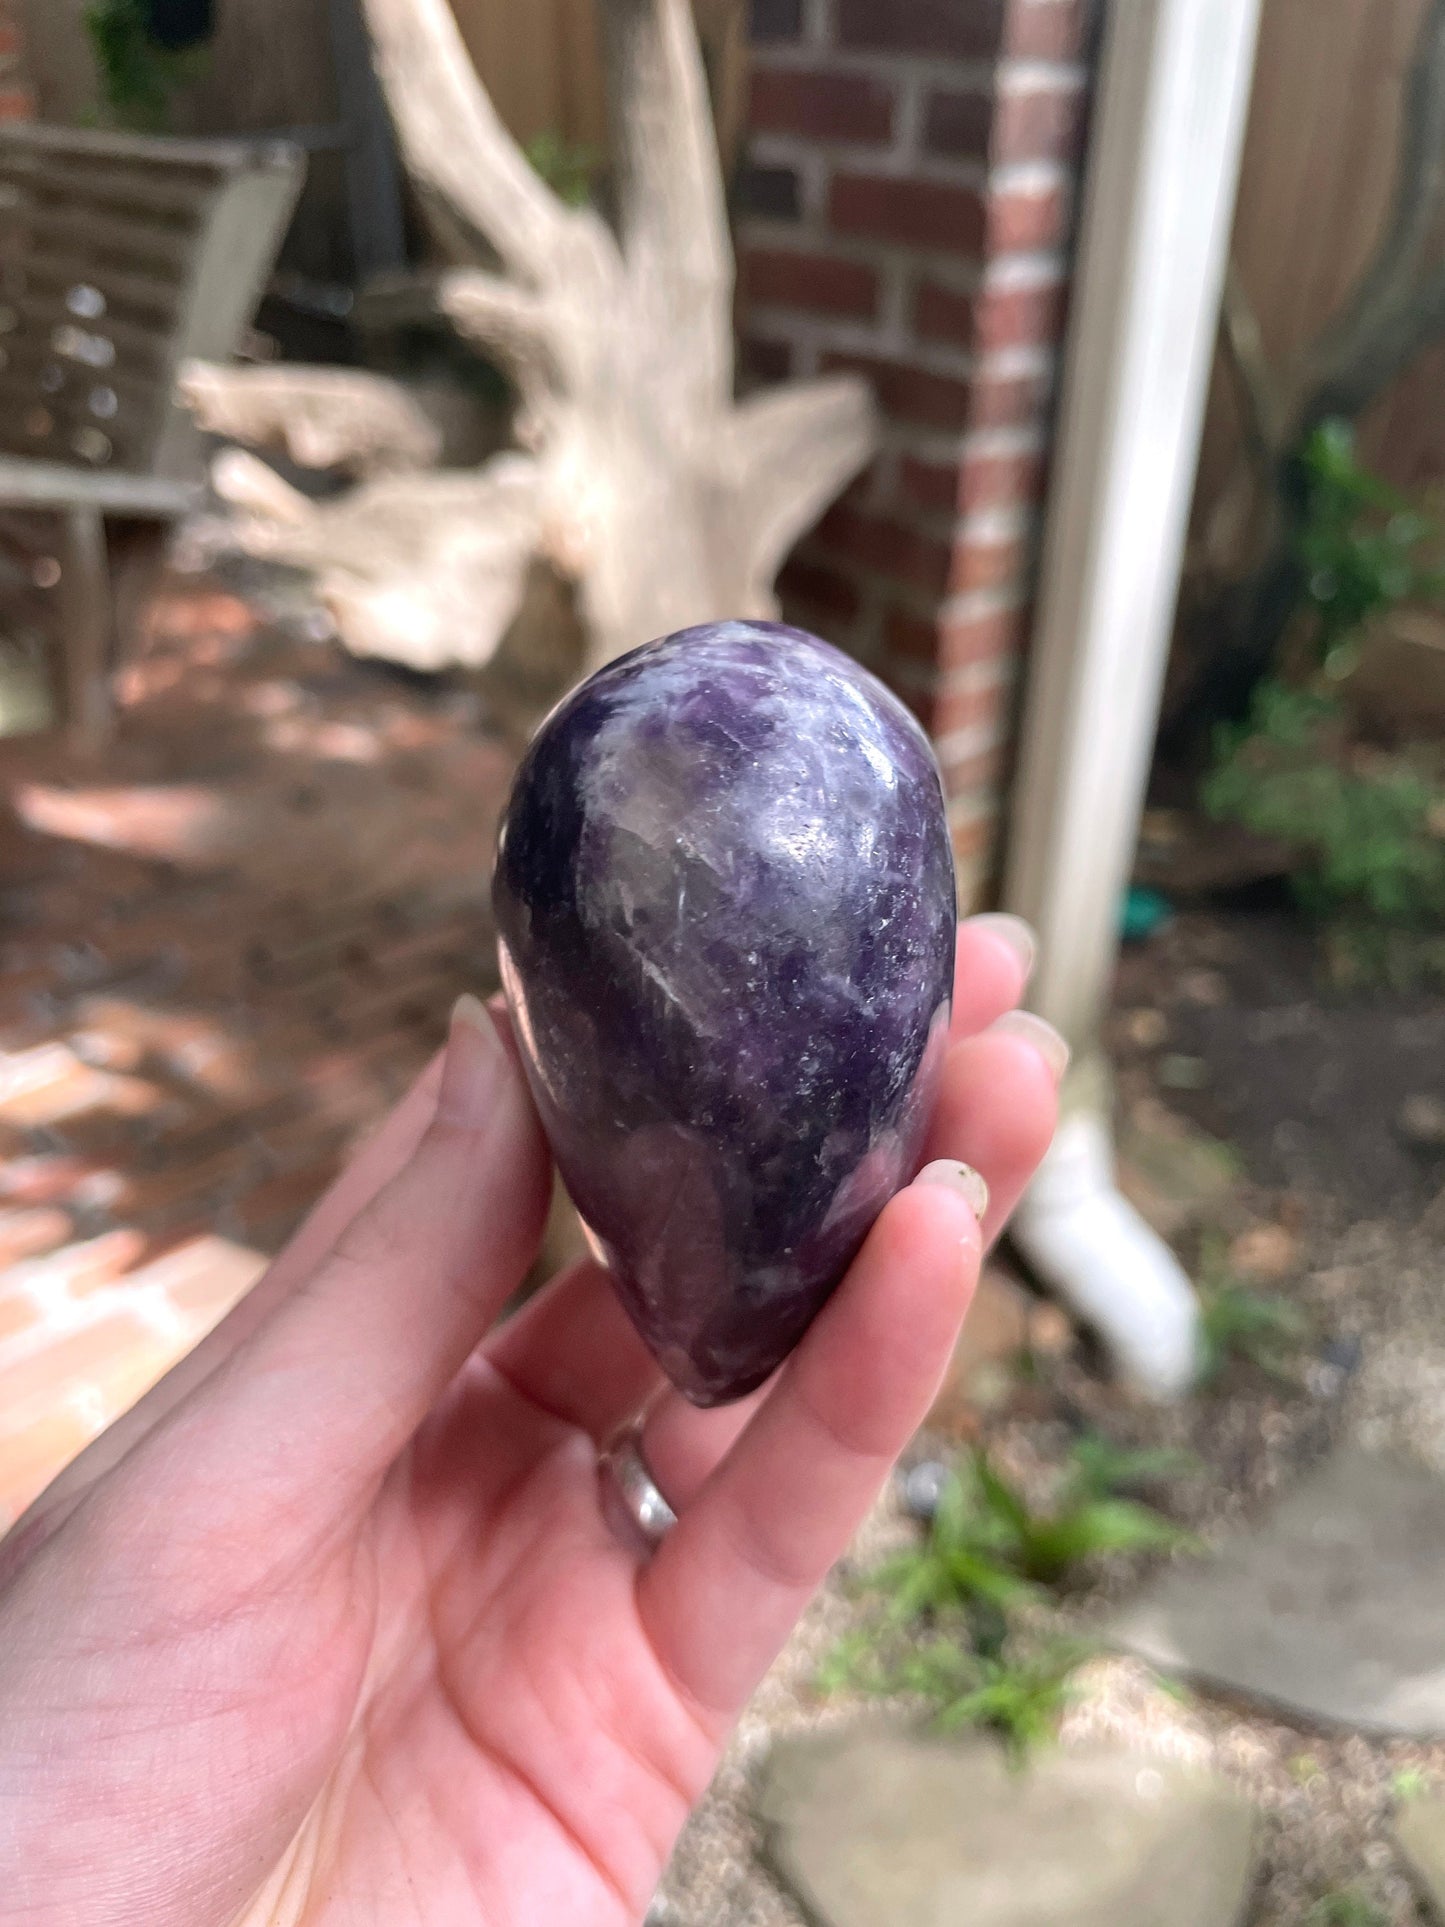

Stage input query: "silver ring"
[{"left": 599, "top": 1421, "right": 677, "bottom": 1551}]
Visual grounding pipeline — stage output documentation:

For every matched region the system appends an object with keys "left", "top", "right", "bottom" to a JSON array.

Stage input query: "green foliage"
[
  {"left": 1066, "top": 1437, "right": 1200, "bottom": 1498},
  {"left": 863, "top": 1464, "right": 1041, "bottom": 1661},
  {"left": 819, "top": 1441, "right": 1193, "bottom": 1765},
  {"left": 1295, "top": 419, "right": 1445, "bottom": 677},
  {"left": 873, "top": 1446, "right": 1193, "bottom": 1623},
  {"left": 1203, "top": 677, "right": 1445, "bottom": 953},
  {"left": 1204, "top": 422, "right": 1445, "bottom": 978},
  {"left": 1195, "top": 1237, "right": 1309, "bottom": 1385},
  {"left": 819, "top": 1632, "right": 1083, "bottom": 1767},
  {"left": 812, "top": 1628, "right": 877, "bottom": 1698},
  {"left": 981, "top": 1445, "right": 1195, "bottom": 1586},
  {"left": 1305, "top": 1888, "right": 1388, "bottom": 1927},
  {"left": 1197, "top": 1284, "right": 1308, "bottom": 1382},
  {"left": 523, "top": 131, "right": 602, "bottom": 208},
  {"left": 928, "top": 1644, "right": 1084, "bottom": 1763},
  {"left": 85, "top": 0, "right": 209, "bottom": 130},
  {"left": 1391, "top": 1765, "right": 1432, "bottom": 1803}
]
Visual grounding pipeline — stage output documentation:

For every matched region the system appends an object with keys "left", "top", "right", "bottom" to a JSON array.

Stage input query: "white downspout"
[{"left": 1003, "top": 0, "right": 1263, "bottom": 1396}]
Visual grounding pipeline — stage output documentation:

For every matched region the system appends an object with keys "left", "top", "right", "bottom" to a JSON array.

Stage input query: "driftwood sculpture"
[
  {"left": 179, "top": 362, "right": 444, "bottom": 475},
  {"left": 188, "top": 0, "right": 876, "bottom": 672}
]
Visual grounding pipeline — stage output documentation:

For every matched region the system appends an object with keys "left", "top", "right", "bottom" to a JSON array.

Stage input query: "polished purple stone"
[{"left": 492, "top": 621, "right": 956, "bottom": 1404}]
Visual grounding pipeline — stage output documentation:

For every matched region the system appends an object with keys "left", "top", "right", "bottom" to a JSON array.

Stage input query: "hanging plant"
[{"left": 84, "top": 0, "right": 214, "bottom": 131}]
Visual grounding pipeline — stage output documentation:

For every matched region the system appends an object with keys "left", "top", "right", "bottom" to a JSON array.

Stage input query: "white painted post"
[{"left": 1004, "top": 0, "right": 1262, "bottom": 1396}]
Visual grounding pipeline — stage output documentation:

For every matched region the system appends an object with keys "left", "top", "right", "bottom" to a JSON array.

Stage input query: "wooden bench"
[{"left": 0, "top": 124, "right": 304, "bottom": 745}]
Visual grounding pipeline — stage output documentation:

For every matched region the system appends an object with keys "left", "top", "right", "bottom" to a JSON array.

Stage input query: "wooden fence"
[
  {"left": 1196, "top": 0, "right": 1445, "bottom": 535},
  {"left": 21, "top": 0, "right": 748, "bottom": 201},
  {"left": 449, "top": 0, "right": 608, "bottom": 152},
  {"left": 444, "top": 0, "right": 748, "bottom": 166}
]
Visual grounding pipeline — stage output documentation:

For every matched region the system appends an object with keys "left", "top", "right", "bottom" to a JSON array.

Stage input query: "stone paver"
[
  {"left": 1396, "top": 1793, "right": 1445, "bottom": 1917},
  {"left": 757, "top": 1724, "right": 1256, "bottom": 1927},
  {"left": 1113, "top": 1449, "right": 1445, "bottom": 1735}
]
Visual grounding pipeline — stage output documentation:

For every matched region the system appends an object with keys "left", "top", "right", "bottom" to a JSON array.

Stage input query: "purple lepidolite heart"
[{"left": 492, "top": 621, "right": 956, "bottom": 1404}]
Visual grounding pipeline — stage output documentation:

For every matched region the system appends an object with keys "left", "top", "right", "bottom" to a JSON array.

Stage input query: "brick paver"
[{"left": 0, "top": 580, "right": 519, "bottom": 1528}]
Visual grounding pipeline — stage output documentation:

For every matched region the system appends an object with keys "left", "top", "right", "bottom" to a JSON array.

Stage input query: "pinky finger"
[{"left": 636, "top": 1165, "right": 982, "bottom": 1728}]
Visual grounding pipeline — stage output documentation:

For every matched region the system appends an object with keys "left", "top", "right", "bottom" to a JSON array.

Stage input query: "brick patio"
[{"left": 0, "top": 580, "right": 519, "bottom": 1528}]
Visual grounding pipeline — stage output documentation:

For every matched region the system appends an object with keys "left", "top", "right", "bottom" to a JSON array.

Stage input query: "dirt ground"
[
  {"left": 659, "top": 904, "right": 1445, "bottom": 1927},
  {"left": 1123, "top": 906, "right": 1445, "bottom": 1224}
]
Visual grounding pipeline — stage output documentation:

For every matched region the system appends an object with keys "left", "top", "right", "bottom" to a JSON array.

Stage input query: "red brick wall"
[
  {"left": 0, "top": 0, "right": 34, "bottom": 120},
  {"left": 737, "top": 0, "right": 1095, "bottom": 899}
]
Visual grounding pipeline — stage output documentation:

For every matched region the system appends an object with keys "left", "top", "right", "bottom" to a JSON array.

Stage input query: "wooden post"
[
  {"left": 57, "top": 506, "right": 113, "bottom": 750},
  {"left": 328, "top": 0, "right": 409, "bottom": 280}
]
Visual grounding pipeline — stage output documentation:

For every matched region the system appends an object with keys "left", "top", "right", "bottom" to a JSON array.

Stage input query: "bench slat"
[
  {"left": 20, "top": 255, "right": 182, "bottom": 323},
  {"left": 0, "top": 156, "right": 218, "bottom": 225},
  {"left": 0, "top": 458, "right": 198, "bottom": 516}
]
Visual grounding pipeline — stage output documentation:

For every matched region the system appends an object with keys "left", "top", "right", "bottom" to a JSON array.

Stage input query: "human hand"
[{"left": 0, "top": 916, "right": 1060, "bottom": 1927}]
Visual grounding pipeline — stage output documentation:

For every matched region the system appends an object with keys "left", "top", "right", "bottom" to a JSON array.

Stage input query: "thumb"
[{"left": 183, "top": 995, "right": 551, "bottom": 1509}]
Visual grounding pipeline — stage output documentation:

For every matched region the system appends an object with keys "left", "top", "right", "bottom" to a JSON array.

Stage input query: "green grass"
[
  {"left": 818, "top": 1438, "right": 1195, "bottom": 1763},
  {"left": 818, "top": 1632, "right": 1084, "bottom": 1767},
  {"left": 862, "top": 1444, "right": 1194, "bottom": 1639},
  {"left": 1195, "top": 1237, "right": 1311, "bottom": 1385}
]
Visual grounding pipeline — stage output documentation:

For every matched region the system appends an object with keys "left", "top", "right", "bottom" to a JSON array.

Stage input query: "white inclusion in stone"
[
  {"left": 759, "top": 803, "right": 834, "bottom": 872},
  {"left": 857, "top": 730, "right": 899, "bottom": 789}
]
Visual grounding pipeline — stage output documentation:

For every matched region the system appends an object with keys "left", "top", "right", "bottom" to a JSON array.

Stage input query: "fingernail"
[
  {"left": 991, "top": 1010, "right": 1071, "bottom": 1083},
  {"left": 914, "top": 1159, "right": 990, "bottom": 1222},
  {"left": 452, "top": 992, "right": 497, "bottom": 1037},
  {"left": 970, "top": 913, "right": 1037, "bottom": 982},
  {"left": 440, "top": 993, "right": 505, "bottom": 1120}
]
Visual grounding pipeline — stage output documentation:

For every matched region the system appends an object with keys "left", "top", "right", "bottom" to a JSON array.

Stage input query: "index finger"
[{"left": 950, "top": 914, "right": 1035, "bottom": 1037}]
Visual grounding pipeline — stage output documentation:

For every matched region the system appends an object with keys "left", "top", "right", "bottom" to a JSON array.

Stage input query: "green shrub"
[
  {"left": 1204, "top": 678, "right": 1445, "bottom": 956},
  {"left": 1203, "top": 422, "right": 1445, "bottom": 978},
  {"left": 1294, "top": 418, "right": 1445, "bottom": 677}
]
